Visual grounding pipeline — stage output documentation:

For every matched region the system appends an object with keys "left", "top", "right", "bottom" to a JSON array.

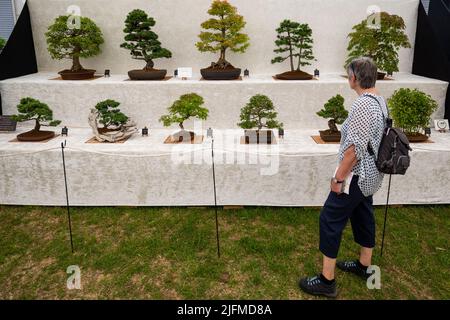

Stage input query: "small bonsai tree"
[
  {"left": 316, "top": 94, "right": 348, "bottom": 133},
  {"left": 121, "top": 9, "right": 172, "bottom": 70},
  {"left": 11, "top": 98, "right": 61, "bottom": 137},
  {"left": 346, "top": 12, "right": 411, "bottom": 75},
  {"left": 45, "top": 15, "right": 104, "bottom": 73},
  {"left": 196, "top": 0, "right": 250, "bottom": 69},
  {"left": 160, "top": 93, "right": 209, "bottom": 140},
  {"left": 94, "top": 100, "right": 129, "bottom": 130},
  {"left": 0, "top": 37, "right": 6, "bottom": 50},
  {"left": 389, "top": 88, "right": 438, "bottom": 136},
  {"left": 238, "top": 95, "right": 283, "bottom": 131},
  {"left": 272, "top": 20, "right": 314, "bottom": 73}
]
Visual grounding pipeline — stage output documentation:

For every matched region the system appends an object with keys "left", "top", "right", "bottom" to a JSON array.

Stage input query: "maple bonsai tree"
[
  {"left": 272, "top": 20, "right": 315, "bottom": 80},
  {"left": 121, "top": 9, "right": 172, "bottom": 80},
  {"left": 160, "top": 93, "right": 209, "bottom": 142},
  {"left": 46, "top": 15, "right": 104, "bottom": 80},
  {"left": 238, "top": 95, "right": 283, "bottom": 144},
  {"left": 11, "top": 97, "right": 61, "bottom": 141},
  {"left": 346, "top": 12, "right": 411, "bottom": 78},
  {"left": 317, "top": 94, "right": 348, "bottom": 142},
  {"left": 196, "top": 0, "right": 250, "bottom": 80}
]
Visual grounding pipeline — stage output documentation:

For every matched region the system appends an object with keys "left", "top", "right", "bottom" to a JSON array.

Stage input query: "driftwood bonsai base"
[
  {"left": 242, "top": 130, "right": 276, "bottom": 145},
  {"left": 58, "top": 69, "right": 96, "bottom": 80},
  {"left": 128, "top": 69, "right": 167, "bottom": 80},
  {"left": 200, "top": 67, "right": 241, "bottom": 80},
  {"left": 275, "top": 70, "right": 313, "bottom": 80},
  {"left": 16, "top": 130, "right": 56, "bottom": 142},
  {"left": 319, "top": 130, "right": 342, "bottom": 143}
]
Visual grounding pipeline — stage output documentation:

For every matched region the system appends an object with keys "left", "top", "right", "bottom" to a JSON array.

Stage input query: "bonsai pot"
[
  {"left": 406, "top": 133, "right": 429, "bottom": 143},
  {"left": 275, "top": 70, "right": 313, "bottom": 80},
  {"left": 169, "top": 130, "right": 196, "bottom": 143},
  {"left": 244, "top": 129, "right": 276, "bottom": 145},
  {"left": 58, "top": 69, "right": 96, "bottom": 80},
  {"left": 319, "top": 130, "right": 341, "bottom": 143},
  {"left": 128, "top": 69, "right": 167, "bottom": 80},
  {"left": 201, "top": 67, "right": 241, "bottom": 80},
  {"left": 17, "top": 130, "right": 55, "bottom": 142},
  {"left": 377, "top": 72, "right": 386, "bottom": 80}
]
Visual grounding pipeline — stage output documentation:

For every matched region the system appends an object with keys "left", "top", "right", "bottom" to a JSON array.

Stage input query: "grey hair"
[{"left": 346, "top": 57, "right": 378, "bottom": 89}]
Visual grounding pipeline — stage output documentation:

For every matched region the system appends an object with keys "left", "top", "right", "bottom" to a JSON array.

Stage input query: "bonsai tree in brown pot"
[
  {"left": 160, "top": 93, "right": 209, "bottom": 143},
  {"left": 317, "top": 94, "right": 348, "bottom": 142},
  {"left": 121, "top": 9, "right": 172, "bottom": 80},
  {"left": 389, "top": 88, "right": 438, "bottom": 142},
  {"left": 46, "top": 15, "right": 104, "bottom": 80},
  {"left": 196, "top": 0, "right": 250, "bottom": 80},
  {"left": 272, "top": 20, "right": 315, "bottom": 80},
  {"left": 88, "top": 99, "right": 137, "bottom": 143},
  {"left": 346, "top": 12, "right": 411, "bottom": 80},
  {"left": 238, "top": 94, "right": 283, "bottom": 144},
  {"left": 11, "top": 97, "right": 61, "bottom": 141}
]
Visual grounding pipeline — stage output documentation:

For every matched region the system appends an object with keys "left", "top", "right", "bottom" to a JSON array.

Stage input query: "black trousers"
[{"left": 319, "top": 176, "right": 376, "bottom": 259}]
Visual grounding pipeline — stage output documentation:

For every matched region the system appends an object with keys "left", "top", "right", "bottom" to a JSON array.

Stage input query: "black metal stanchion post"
[
  {"left": 61, "top": 141, "right": 74, "bottom": 253},
  {"left": 211, "top": 136, "right": 220, "bottom": 258},
  {"left": 380, "top": 174, "right": 392, "bottom": 257}
]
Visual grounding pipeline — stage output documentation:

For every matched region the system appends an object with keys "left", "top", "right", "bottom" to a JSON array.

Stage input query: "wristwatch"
[{"left": 331, "top": 177, "right": 345, "bottom": 184}]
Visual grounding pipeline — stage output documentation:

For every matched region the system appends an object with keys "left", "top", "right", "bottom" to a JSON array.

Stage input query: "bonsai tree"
[
  {"left": 89, "top": 99, "right": 137, "bottom": 142},
  {"left": 0, "top": 37, "right": 5, "bottom": 51},
  {"left": 389, "top": 88, "right": 438, "bottom": 141},
  {"left": 159, "top": 93, "right": 209, "bottom": 142},
  {"left": 45, "top": 15, "right": 104, "bottom": 79},
  {"left": 94, "top": 100, "right": 129, "bottom": 130},
  {"left": 196, "top": 0, "right": 250, "bottom": 79},
  {"left": 272, "top": 20, "right": 315, "bottom": 80},
  {"left": 121, "top": 9, "right": 172, "bottom": 80},
  {"left": 238, "top": 95, "right": 282, "bottom": 144},
  {"left": 11, "top": 97, "right": 61, "bottom": 141},
  {"left": 317, "top": 95, "right": 348, "bottom": 133},
  {"left": 346, "top": 12, "right": 411, "bottom": 77}
]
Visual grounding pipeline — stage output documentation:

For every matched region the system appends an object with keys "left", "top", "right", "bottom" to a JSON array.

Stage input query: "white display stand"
[
  {"left": 0, "top": 72, "right": 447, "bottom": 130},
  {"left": 1, "top": 126, "right": 450, "bottom": 207}
]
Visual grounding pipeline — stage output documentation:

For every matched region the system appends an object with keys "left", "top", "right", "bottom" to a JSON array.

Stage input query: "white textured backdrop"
[{"left": 28, "top": 0, "right": 420, "bottom": 76}]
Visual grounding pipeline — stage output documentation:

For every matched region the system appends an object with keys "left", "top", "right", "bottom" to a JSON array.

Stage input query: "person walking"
[{"left": 299, "top": 57, "right": 389, "bottom": 298}]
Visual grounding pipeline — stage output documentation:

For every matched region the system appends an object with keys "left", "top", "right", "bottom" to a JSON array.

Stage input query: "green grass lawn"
[{"left": 0, "top": 205, "right": 449, "bottom": 299}]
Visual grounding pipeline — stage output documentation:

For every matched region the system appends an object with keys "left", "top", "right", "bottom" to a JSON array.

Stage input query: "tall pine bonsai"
[
  {"left": 121, "top": 9, "right": 172, "bottom": 70},
  {"left": 196, "top": 0, "right": 250, "bottom": 69},
  {"left": 316, "top": 94, "right": 348, "bottom": 133},
  {"left": 272, "top": 20, "right": 314, "bottom": 73},
  {"left": 46, "top": 15, "right": 104, "bottom": 72},
  {"left": 238, "top": 95, "right": 283, "bottom": 131},
  {"left": 346, "top": 12, "right": 411, "bottom": 75},
  {"left": 94, "top": 100, "right": 129, "bottom": 129}
]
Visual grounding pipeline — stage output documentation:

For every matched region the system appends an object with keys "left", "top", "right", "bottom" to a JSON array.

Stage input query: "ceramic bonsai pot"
[
  {"left": 128, "top": 69, "right": 167, "bottom": 80},
  {"left": 0, "top": 116, "right": 17, "bottom": 132},
  {"left": 244, "top": 129, "right": 276, "bottom": 145},
  {"left": 201, "top": 67, "right": 241, "bottom": 80},
  {"left": 406, "top": 133, "right": 429, "bottom": 143},
  {"left": 377, "top": 72, "right": 386, "bottom": 80},
  {"left": 58, "top": 69, "right": 96, "bottom": 80},
  {"left": 275, "top": 70, "right": 313, "bottom": 80},
  {"left": 319, "top": 130, "right": 341, "bottom": 142},
  {"left": 17, "top": 130, "right": 55, "bottom": 142}
]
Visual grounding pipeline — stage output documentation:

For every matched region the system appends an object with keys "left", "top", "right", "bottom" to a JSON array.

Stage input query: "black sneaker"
[
  {"left": 298, "top": 275, "right": 337, "bottom": 298},
  {"left": 336, "top": 260, "right": 370, "bottom": 280}
]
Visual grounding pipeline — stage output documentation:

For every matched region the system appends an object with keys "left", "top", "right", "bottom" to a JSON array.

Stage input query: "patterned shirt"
[{"left": 339, "top": 93, "right": 389, "bottom": 197}]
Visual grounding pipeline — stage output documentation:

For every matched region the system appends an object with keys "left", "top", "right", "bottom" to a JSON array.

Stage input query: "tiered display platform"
[
  {"left": 0, "top": 72, "right": 448, "bottom": 129},
  {"left": 1, "top": 125, "right": 450, "bottom": 207}
]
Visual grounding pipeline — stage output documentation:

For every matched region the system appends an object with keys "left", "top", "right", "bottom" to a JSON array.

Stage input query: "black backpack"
[{"left": 366, "top": 95, "right": 412, "bottom": 175}]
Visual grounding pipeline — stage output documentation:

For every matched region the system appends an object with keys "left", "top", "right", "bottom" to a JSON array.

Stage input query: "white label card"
[{"left": 177, "top": 68, "right": 193, "bottom": 78}]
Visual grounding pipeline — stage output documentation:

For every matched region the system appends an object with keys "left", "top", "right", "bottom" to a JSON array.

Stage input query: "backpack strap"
[{"left": 362, "top": 94, "right": 389, "bottom": 157}]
